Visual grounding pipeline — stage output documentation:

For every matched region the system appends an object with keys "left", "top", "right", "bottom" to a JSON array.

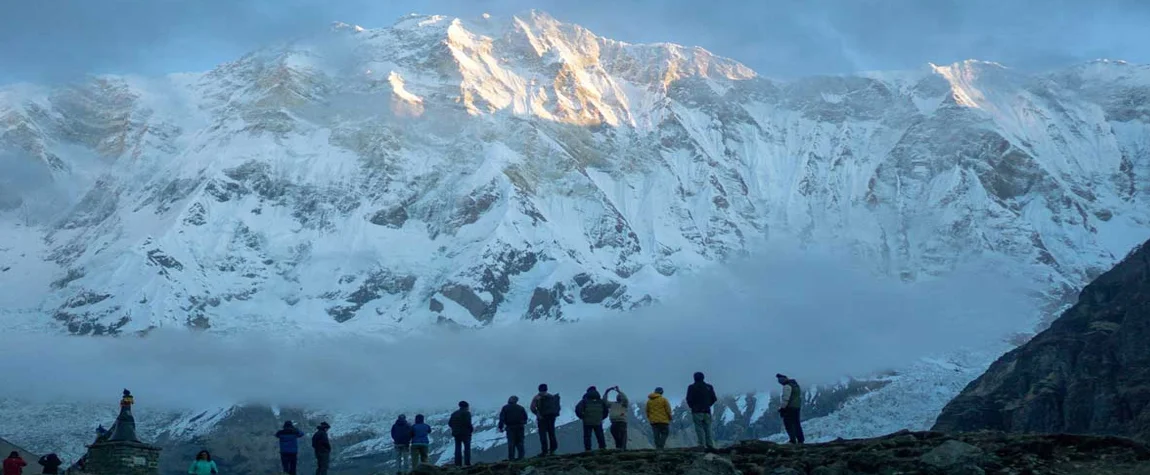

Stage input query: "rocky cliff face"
[{"left": 933, "top": 238, "right": 1150, "bottom": 441}]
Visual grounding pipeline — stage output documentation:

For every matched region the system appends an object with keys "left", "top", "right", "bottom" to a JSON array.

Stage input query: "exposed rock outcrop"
[
  {"left": 934, "top": 239, "right": 1150, "bottom": 441},
  {"left": 413, "top": 431, "right": 1150, "bottom": 475}
]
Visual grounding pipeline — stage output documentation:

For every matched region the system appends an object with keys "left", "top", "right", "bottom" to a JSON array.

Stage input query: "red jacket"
[{"left": 3, "top": 457, "right": 26, "bottom": 475}]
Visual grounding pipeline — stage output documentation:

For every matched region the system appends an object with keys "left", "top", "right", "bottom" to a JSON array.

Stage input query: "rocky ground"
[{"left": 412, "top": 431, "right": 1150, "bottom": 475}]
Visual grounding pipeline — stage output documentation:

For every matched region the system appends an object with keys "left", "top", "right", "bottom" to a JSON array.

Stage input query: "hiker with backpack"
[
  {"left": 274, "top": 421, "right": 305, "bottom": 475},
  {"left": 498, "top": 396, "right": 529, "bottom": 461},
  {"left": 312, "top": 421, "right": 333, "bottom": 475},
  {"left": 686, "top": 372, "right": 718, "bottom": 449},
  {"left": 410, "top": 415, "right": 432, "bottom": 468},
  {"left": 777, "top": 374, "right": 806, "bottom": 444},
  {"left": 604, "top": 386, "right": 629, "bottom": 449},
  {"left": 36, "top": 453, "right": 62, "bottom": 475},
  {"left": 448, "top": 401, "right": 474, "bottom": 467},
  {"left": 645, "top": 387, "right": 673, "bottom": 449},
  {"left": 390, "top": 415, "right": 413, "bottom": 474},
  {"left": 574, "top": 386, "right": 609, "bottom": 451},
  {"left": 530, "top": 384, "right": 560, "bottom": 456}
]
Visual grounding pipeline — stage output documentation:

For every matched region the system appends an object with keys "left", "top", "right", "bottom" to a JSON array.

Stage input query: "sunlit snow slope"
[{"left": 1, "top": 11, "right": 1148, "bottom": 339}]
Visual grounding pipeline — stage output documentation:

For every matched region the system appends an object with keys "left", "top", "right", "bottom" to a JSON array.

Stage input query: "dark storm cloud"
[{"left": 1, "top": 0, "right": 1147, "bottom": 83}]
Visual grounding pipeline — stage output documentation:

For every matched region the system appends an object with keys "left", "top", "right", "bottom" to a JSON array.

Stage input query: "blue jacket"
[
  {"left": 391, "top": 419, "right": 413, "bottom": 445},
  {"left": 275, "top": 427, "right": 305, "bottom": 453},
  {"left": 410, "top": 423, "right": 432, "bottom": 445}
]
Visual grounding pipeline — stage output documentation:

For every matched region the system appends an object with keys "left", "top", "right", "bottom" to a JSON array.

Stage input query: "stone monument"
[{"left": 80, "top": 389, "right": 162, "bottom": 475}]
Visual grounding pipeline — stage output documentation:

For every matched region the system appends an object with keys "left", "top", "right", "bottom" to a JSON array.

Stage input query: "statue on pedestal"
[{"left": 108, "top": 389, "right": 140, "bottom": 443}]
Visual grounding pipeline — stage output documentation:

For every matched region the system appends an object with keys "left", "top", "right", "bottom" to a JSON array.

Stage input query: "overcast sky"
[{"left": 2, "top": 0, "right": 1148, "bottom": 84}]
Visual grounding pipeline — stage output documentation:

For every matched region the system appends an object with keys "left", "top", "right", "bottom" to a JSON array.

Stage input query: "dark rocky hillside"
[
  {"left": 934, "top": 239, "right": 1150, "bottom": 441},
  {"left": 414, "top": 431, "right": 1150, "bottom": 475}
]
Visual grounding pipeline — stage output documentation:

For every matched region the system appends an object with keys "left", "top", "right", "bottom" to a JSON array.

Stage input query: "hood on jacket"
[
  {"left": 584, "top": 387, "right": 602, "bottom": 400},
  {"left": 694, "top": 372, "right": 706, "bottom": 383},
  {"left": 648, "top": 392, "right": 665, "bottom": 400}
]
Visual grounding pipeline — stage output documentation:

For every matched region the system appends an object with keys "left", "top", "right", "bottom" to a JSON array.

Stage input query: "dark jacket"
[
  {"left": 275, "top": 425, "right": 306, "bottom": 453},
  {"left": 575, "top": 388, "right": 609, "bottom": 425},
  {"left": 37, "top": 454, "right": 62, "bottom": 475},
  {"left": 410, "top": 422, "right": 432, "bottom": 445},
  {"left": 391, "top": 418, "right": 413, "bottom": 445},
  {"left": 448, "top": 409, "right": 474, "bottom": 438},
  {"left": 686, "top": 381, "right": 718, "bottom": 414},
  {"left": 312, "top": 429, "right": 332, "bottom": 454},
  {"left": 498, "top": 403, "right": 529, "bottom": 431}
]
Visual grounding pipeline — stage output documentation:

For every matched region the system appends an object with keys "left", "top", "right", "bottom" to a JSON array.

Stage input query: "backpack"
[{"left": 539, "top": 393, "right": 561, "bottom": 417}]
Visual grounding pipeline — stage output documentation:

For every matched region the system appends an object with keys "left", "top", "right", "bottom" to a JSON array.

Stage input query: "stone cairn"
[{"left": 75, "top": 389, "right": 162, "bottom": 475}]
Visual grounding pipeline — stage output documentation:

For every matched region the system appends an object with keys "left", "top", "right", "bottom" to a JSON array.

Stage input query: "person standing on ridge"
[
  {"left": 187, "top": 450, "right": 218, "bottom": 475},
  {"left": 36, "top": 453, "right": 62, "bottom": 475},
  {"left": 390, "top": 415, "right": 413, "bottom": 474},
  {"left": 2, "top": 452, "right": 25, "bottom": 475},
  {"left": 410, "top": 415, "right": 432, "bottom": 469},
  {"left": 448, "top": 401, "right": 474, "bottom": 466},
  {"left": 498, "top": 395, "right": 529, "bottom": 461},
  {"left": 604, "top": 386, "right": 629, "bottom": 449},
  {"left": 574, "top": 386, "right": 609, "bottom": 451},
  {"left": 645, "top": 387, "right": 673, "bottom": 449},
  {"left": 275, "top": 420, "right": 306, "bottom": 475},
  {"left": 312, "top": 421, "right": 333, "bottom": 475},
  {"left": 777, "top": 373, "right": 806, "bottom": 444},
  {"left": 530, "top": 384, "right": 560, "bottom": 456},
  {"left": 685, "top": 372, "right": 718, "bottom": 450}
]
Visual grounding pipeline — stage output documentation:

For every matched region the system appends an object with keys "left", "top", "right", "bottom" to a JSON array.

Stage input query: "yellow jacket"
[{"left": 645, "top": 393, "right": 673, "bottom": 424}]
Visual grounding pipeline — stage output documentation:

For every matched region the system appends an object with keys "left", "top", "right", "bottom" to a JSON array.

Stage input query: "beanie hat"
[
  {"left": 539, "top": 384, "right": 549, "bottom": 392},
  {"left": 655, "top": 387, "right": 664, "bottom": 394},
  {"left": 459, "top": 401, "right": 469, "bottom": 408}
]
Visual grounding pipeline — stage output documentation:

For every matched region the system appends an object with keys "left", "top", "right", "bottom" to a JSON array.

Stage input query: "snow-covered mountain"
[
  {"left": 1, "top": 11, "right": 1148, "bottom": 335},
  {"left": 2, "top": 10, "right": 1150, "bottom": 472}
]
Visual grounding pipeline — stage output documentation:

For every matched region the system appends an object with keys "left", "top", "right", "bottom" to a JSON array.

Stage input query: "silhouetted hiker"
[
  {"left": 448, "top": 401, "right": 474, "bottom": 466},
  {"left": 530, "top": 384, "right": 560, "bottom": 456},
  {"left": 575, "top": 386, "right": 609, "bottom": 451},
  {"left": 187, "top": 450, "right": 218, "bottom": 475},
  {"left": 275, "top": 420, "right": 305, "bottom": 475},
  {"left": 3, "top": 452, "right": 25, "bottom": 475},
  {"left": 645, "top": 387, "right": 673, "bottom": 449},
  {"left": 313, "top": 421, "right": 332, "bottom": 475},
  {"left": 604, "top": 386, "right": 629, "bottom": 449},
  {"left": 94, "top": 424, "right": 108, "bottom": 443},
  {"left": 410, "top": 415, "right": 432, "bottom": 468},
  {"left": 36, "top": 453, "right": 61, "bottom": 475},
  {"left": 777, "top": 374, "right": 805, "bottom": 444},
  {"left": 390, "top": 415, "right": 413, "bottom": 474},
  {"left": 498, "top": 396, "right": 529, "bottom": 461},
  {"left": 686, "top": 372, "right": 718, "bottom": 449}
]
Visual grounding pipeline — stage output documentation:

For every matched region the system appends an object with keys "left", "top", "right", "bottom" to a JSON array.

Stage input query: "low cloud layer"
[{"left": 0, "top": 247, "right": 1037, "bottom": 414}]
